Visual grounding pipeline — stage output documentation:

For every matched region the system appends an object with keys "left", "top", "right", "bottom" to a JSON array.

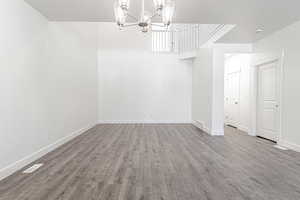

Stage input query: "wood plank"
[{"left": 1, "top": 124, "right": 300, "bottom": 200}]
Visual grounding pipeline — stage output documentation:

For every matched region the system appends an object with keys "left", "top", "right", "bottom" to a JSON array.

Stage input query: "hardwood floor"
[{"left": 1, "top": 124, "right": 300, "bottom": 200}]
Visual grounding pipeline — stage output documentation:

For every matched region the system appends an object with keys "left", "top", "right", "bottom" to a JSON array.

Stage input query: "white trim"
[
  {"left": 273, "top": 145, "right": 288, "bottom": 151},
  {"left": 203, "top": 127, "right": 211, "bottom": 134},
  {"left": 193, "top": 121, "right": 224, "bottom": 136},
  {"left": 278, "top": 50, "right": 285, "bottom": 144},
  {"left": 202, "top": 25, "right": 236, "bottom": 48},
  {"left": 211, "top": 129, "right": 225, "bottom": 136},
  {"left": 0, "top": 123, "right": 96, "bottom": 181},
  {"left": 192, "top": 120, "right": 211, "bottom": 135},
  {"left": 237, "top": 125, "right": 250, "bottom": 133},
  {"left": 98, "top": 120, "right": 192, "bottom": 124},
  {"left": 278, "top": 140, "right": 300, "bottom": 153},
  {"left": 178, "top": 50, "right": 197, "bottom": 60}
]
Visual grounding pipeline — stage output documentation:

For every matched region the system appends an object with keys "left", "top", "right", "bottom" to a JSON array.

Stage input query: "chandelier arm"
[
  {"left": 114, "top": 0, "right": 174, "bottom": 32},
  {"left": 151, "top": 23, "right": 167, "bottom": 28},
  {"left": 123, "top": 23, "right": 140, "bottom": 27}
]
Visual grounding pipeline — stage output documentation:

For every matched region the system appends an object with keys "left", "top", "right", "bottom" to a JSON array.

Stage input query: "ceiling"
[{"left": 25, "top": 0, "right": 300, "bottom": 43}]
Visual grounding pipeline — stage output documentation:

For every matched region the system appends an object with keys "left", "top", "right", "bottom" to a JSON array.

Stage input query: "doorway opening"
[
  {"left": 224, "top": 53, "right": 251, "bottom": 134},
  {"left": 224, "top": 53, "right": 283, "bottom": 143}
]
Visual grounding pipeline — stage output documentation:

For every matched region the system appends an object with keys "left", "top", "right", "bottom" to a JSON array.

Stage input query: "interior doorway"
[
  {"left": 224, "top": 54, "right": 251, "bottom": 133},
  {"left": 224, "top": 53, "right": 283, "bottom": 142}
]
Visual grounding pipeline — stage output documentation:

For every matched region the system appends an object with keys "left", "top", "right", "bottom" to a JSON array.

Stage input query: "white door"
[
  {"left": 225, "top": 72, "right": 240, "bottom": 127},
  {"left": 257, "top": 61, "right": 279, "bottom": 141}
]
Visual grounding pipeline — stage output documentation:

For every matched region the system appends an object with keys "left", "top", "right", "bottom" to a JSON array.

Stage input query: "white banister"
[{"left": 151, "top": 24, "right": 231, "bottom": 54}]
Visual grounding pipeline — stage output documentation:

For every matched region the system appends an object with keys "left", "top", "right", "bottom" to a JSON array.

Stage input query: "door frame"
[{"left": 249, "top": 50, "right": 285, "bottom": 143}]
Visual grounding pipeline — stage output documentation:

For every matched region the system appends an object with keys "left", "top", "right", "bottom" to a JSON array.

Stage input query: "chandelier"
[{"left": 114, "top": 0, "right": 175, "bottom": 33}]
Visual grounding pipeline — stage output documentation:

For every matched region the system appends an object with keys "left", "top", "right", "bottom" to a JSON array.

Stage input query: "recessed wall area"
[{"left": 97, "top": 23, "right": 193, "bottom": 123}]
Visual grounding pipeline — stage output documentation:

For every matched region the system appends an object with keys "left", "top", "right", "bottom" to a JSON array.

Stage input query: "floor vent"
[
  {"left": 274, "top": 145, "right": 288, "bottom": 151},
  {"left": 23, "top": 164, "right": 44, "bottom": 174},
  {"left": 257, "top": 136, "right": 276, "bottom": 143},
  {"left": 227, "top": 125, "right": 237, "bottom": 129}
]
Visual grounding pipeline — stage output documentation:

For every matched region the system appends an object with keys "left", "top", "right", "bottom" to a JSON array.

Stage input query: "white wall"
[
  {"left": 192, "top": 49, "right": 213, "bottom": 132},
  {"left": 0, "top": 0, "right": 98, "bottom": 180},
  {"left": 253, "top": 20, "right": 300, "bottom": 151},
  {"left": 98, "top": 23, "right": 192, "bottom": 123},
  {"left": 0, "top": 0, "right": 48, "bottom": 178},
  {"left": 211, "top": 48, "right": 226, "bottom": 135},
  {"left": 46, "top": 22, "right": 98, "bottom": 137},
  {"left": 224, "top": 54, "right": 251, "bottom": 132}
]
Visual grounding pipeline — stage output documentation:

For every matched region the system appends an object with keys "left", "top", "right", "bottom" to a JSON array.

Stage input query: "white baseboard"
[
  {"left": 193, "top": 121, "right": 224, "bottom": 136},
  {"left": 248, "top": 132, "right": 257, "bottom": 137},
  {"left": 192, "top": 120, "right": 211, "bottom": 135},
  {"left": 278, "top": 140, "right": 300, "bottom": 153},
  {"left": 211, "top": 129, "right": 224, "bottom": 136},
  {"left": 237, "top": 125, "right": 250, "bottom": 133},
  {"left": 98, "top": 120, "right": 192, "bottom": 124},
  {"left": 0, "top": 123, "right": 96, "bottom": 181}
]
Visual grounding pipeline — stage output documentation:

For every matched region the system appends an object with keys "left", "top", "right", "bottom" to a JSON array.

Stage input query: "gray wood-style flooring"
[{"left": 1, "top": 124, "right": 300, "bottom": 200}]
